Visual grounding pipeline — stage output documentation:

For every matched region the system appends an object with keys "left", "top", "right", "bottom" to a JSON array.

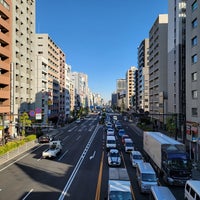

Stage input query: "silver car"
[{"left": 107, "top": 149, "right": 121, "bottom": 166}]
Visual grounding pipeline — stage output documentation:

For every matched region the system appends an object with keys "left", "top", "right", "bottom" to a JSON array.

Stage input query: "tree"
[
  {"left": 166, "top": 116, "right": 176, "bottom": 137},
  {"left": 19, "top": 112, "right": 32, "bottom": 138}
]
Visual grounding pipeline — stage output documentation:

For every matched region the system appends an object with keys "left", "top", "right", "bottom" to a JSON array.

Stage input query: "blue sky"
[{"left": 36, "top": 0, "right": 168, "bottom": 102}]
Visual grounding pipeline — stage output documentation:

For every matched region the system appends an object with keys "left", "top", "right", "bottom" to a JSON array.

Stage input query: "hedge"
[{"left": 0, "top": 134, "right": 36, "bottom": 156}]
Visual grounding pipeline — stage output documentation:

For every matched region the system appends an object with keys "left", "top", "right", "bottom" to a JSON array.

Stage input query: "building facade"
[
  {"left": 149, "top": 14, "right": 168, "bottom": 127},
  {"left": 137, "top": 39, "right": 150, "bottom": 112},
  {"left": 0, "top": 0, "right": 12, "bottom": 138},
  {"left": 125, "top": 66, "right": 138, "bottom": 110},
  {"left": 185, "top": 0, "right": 200, "bottom": 159}
]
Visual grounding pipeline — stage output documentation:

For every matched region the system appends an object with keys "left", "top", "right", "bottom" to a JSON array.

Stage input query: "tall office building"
[
  {"left": 126, "top": 66, "right": 137, "bottom": 110},
  {"left": 137, "top": 39, "right": 149, "bottom": 112},
  {"left": 0, "top": 0, "right": 12, "bottom": 137},
  {"left": 12, "top": 0, "right": 35, "bottom": 125},
  {"left": 185, "top": 0, "right": 199, "bottom": 147},
  {"left": 116, "top": 78, "right": 126, "bottom": 110},
  {"left": 149, "top": 14, "right": 168, "bottom": 126},
  {"left": 168, "top": 0, "right": 186, "bottom": 137}
]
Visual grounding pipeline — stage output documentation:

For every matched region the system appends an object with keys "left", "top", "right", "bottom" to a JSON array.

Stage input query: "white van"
[
  {"left": 184, "top": 180, "right": 200, "bottom": 200},
  {"left": 124, "top": 138, "right": 134, "bottom": 153},
  {"left": 106, "top": 136, "right": 116, "bottom": 150},
  {"left": 136, "top": 162, "right": 158, "bottom": 193},
  {"left": 150, "top": 186, "right": 176, "bottom": 200}
]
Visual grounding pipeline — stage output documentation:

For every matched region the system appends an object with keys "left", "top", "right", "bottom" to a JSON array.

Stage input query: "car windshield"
[
  {"left": 126, "top": 143, "right": 133, "bottom": 147},
  {"left": 108, "top": 140, "right": 116, "bottom": 144},
  {"left": 110, "top": 152, "right": 119, "bottom": 157},
  {"left": 133, "top": 155, "right": 142, "bottom": 160},
  {"left": 167, "top": 159, "right": 190, "bottom": 169},
  {"left": 142, "top": 173, "right": 157, "bottom": 182},
  {"left": 50, "top": 144, "right": 56, "bottom": 150},
  {"left": 109, "top": 191, "right": 132, "bottom": 200}
]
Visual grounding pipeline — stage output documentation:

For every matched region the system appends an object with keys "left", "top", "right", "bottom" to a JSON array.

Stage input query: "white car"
[
  {"left": 42, "top": 140, "right": 62, "bottom": 159},
  {"left": 107, "top": 149, "right": 121, "bottom": 166},
  {"left": 130, "top": 150, "right": 143, "bottom": 167},
  {"left": 107, "top": 128, "right": 115, "bottom": 136}
]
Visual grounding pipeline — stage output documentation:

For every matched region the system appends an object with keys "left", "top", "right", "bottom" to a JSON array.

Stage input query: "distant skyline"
[{"left": 36, "top": 0, "right": 168, "bottom": 102}]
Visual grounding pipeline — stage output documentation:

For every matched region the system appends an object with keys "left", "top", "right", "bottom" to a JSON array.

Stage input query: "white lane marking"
[
  {"left": 58, "top": 125, "right": 100, "bottom": 200},
  {"left": 68, "top": 126, "right": 77, "bottom": 132},
  {"left": 22, "top": 188, "right": 34, "bottom": 200},
  {"left": 0, "top": 145, "right": 41, "bottom": 172},
  {"left": 76, "top": 135, "right": 81, "bottom": 141},
  {"left": 58, "top": 150, "right": 69, "bottom": 161},
  {"left": 89, "top": 151, "right": 96, "bottom": 160},
  {"left": 63, "top": 135, "right": 69, "bottom": 141}
]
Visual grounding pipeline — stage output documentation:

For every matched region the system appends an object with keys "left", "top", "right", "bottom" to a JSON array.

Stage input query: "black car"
[{"left": 38, "top": 135, "right": 54, "bottom": 143}]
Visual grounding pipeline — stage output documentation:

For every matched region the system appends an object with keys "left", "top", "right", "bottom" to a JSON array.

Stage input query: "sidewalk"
[{"left": 0, "top": 128, "right": 61, "bottom": 166}]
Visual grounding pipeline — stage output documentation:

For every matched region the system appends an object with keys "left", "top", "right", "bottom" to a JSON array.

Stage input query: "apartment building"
[
  {"left": 71, "top": 72, "right": 89, "bottom": 109},
  {"left": 35, "top": 55, "right": 48, "bottom": 124},
  {"left": 149, "top": 14, "right": 168, "bottom": 127},
  {"left": 65, "top": 64, "right": 71, "bottom": 120},
  {"left": 137, "top": 39, "right": 149, "bottom": 112},
  {"left": 35, "top": 34, "right": 61, "bottom": 122},
  {"left": 58, "top": 49, "right": 66, "bottom": 123},
  {"left": 0, "top": 0, "right": 12, "bottom": 137},
  {"left": 125, "top": 66, "right": 137, "bottom": 110},
  {"left": 12, "top": 0, "right": 35, "bottom": 129},
  {"left": 186, "top": 0, "right": 200, "bottom": 148},
  {"left": 168, "top": 0, "right": 186, "bottom": 139}
]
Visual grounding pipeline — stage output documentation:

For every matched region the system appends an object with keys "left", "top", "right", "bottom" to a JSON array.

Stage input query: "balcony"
[
  {"left": 0, "top": 60, "right": 10, "bottom": 71},
  {"left": 0, "top": 45, "right": 9, "bottom": 56},
  {"left": 0, "top": 89, "right": 9, "bottom": 99},
  {"left": 0, "top": 74, "right": 9, "bottom": 85}
]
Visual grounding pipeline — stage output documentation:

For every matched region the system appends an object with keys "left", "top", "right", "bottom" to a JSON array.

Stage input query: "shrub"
[{"left": 0, "top": 134, "right": 36, "bottom": 156}]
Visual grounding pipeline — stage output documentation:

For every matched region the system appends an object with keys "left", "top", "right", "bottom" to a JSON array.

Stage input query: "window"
[
  {"left": 192, "top": 54, "right": 198, "bottom": 64},
  {"left": 192, "top": 36, "right": 197, "bottom": 46},
  {"left": 192, "top": 108, "right": 198, "bottom": 116},
  {"left": 192, "top": 18, "right": 198, "bottom": 28},
  {"left": 192, "top": 90, "right": 197, "bottom": 99},
  {"left": 192, "top": 0, "right": 198, "bottom": 12},
  {"left": 192, "top": 72, "right": 197, "bottom": 81}
]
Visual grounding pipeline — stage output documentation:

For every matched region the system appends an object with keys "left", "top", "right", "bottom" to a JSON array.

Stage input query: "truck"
[
  {"left": 108, "top": 168, "right": 133, "bottom": 199},
  {"left": 143, "top": 131, "right": 192, "bottom": 186},
  {"left": 42, "top": 140, "right": 62, "bottom": 159}
]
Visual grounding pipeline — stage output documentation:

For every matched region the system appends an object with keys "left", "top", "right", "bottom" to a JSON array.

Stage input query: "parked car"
[
  {"left": 130, "top": 150, "right": 144, "bottom": 167},
  {"left": 107, "top": 149, "right": 121, "bottom": 166},
  {"left": 38, "top": 135, "right": 54, "bottom": 143}
]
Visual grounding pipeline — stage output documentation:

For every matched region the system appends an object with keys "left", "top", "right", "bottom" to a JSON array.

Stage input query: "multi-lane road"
[{"left": 0, "top": 113, "right": 185, "bottom": 200}]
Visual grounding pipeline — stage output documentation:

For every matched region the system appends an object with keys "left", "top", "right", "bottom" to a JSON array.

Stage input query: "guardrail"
[{"left": 0, "top": 140, "right": 38, "bottom": 166}]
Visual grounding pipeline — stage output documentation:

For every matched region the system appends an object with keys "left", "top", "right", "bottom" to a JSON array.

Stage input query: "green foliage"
[
  {"left": 166, "top": 116, "right": 176, "bottom": 135},
  {"left": 0, "top": 135, "right": 36, "bottom": 156}
]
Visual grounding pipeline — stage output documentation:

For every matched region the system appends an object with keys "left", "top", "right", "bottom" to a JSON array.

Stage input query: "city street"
[{"left": 0, "top": 113, "right": 197, "bottom": 200}]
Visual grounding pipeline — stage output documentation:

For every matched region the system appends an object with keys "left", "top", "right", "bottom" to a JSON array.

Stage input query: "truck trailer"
[
  {"left": 108, "top": 168, "right": 133, "bottom": 199},
  {"left": 143, "top": 131, "right": 192, "bottom": 186}
]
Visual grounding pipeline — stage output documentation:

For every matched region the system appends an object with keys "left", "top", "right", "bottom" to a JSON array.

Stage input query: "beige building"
[
  {"left": 35, "top": 34, "right": 63, "bottom": 122},
  {"left": 185, "top": 0, "right": 200, "bottom": 148},
  {"left": 149, "top": 14, "right": 168, "bottom": 125},
  {"left": 12, "top": 0, "right": 35, "bottom": 128},
  {"left": 126, "top": 66, "right": 137, "bottom": 110},
  {"left": 137, "top": 39, "right": 149, "bottom": 112}
]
